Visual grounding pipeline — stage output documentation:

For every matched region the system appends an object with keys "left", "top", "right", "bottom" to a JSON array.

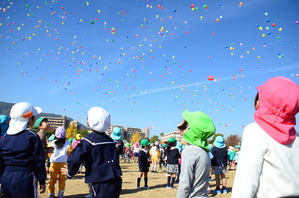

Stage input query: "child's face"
[
  {"left": 40, "top": 120, "right": 50, "bottom": 130},
  {"left": 177, "top": 120, "right": 188, "bottom": 136}
]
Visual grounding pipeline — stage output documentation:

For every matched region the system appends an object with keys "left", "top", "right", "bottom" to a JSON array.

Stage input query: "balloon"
[{"left": 208, "top": 75, "right": 214, "bottom": 81}]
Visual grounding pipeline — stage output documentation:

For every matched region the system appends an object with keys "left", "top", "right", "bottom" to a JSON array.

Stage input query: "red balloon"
[{"left": 208, "top": 75, "right": 214, "bottom": 81}]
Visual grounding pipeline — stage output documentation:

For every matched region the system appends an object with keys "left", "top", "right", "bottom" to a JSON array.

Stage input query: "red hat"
[{"left": 254, "top": 77, "right": 299, "bottom": 145}]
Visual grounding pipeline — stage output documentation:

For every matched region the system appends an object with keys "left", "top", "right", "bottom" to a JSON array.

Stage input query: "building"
[
  {"left": 160, "top": 131, "right": 183, "bottom": 142},
  {"left": 47, "top": 115, "right": 70, "bottom": 129},
  {"left": 143, "top": 127, "right": 150, "bottom": 138}
]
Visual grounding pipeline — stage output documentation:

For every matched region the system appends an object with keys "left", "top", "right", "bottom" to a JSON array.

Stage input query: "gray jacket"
[{"left": 176, "top": 145, "right": 210, "bottom": 198}]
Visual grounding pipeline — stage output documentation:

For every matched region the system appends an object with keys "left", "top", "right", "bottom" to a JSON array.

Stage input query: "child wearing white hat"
[
  {"left": 0, "top": 102, "right": 47, "bottom": 198},
  {"left": 65, "top": 107, "right": 122, "bottom": 198}
]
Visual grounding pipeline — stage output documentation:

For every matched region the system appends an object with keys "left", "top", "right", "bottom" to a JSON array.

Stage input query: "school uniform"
[
  {"left": 0, "top": 129, "right": 47, "bottom": 198},
  {"left": 67, "top": 132, "right": 122, "bottom": 198},
  {"left": 138, "top": 149, "right": 150, "bottom": 172}
]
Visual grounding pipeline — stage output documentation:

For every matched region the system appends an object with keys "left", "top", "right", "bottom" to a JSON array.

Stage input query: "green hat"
[
  {"left": 34, "top": 117, "right": 46, "bottom": 128},
  {"left": 140, "top": 139, "right": 151, "bottom": 146},
  {"left": 167, "top": 137, "right": 177, "bottom": 144},
  {"left": 182, "top": 110, "right": 216, "bottom": 151},
  {"left": 125, "top": 142, "right": 131, "bottom": 147}
]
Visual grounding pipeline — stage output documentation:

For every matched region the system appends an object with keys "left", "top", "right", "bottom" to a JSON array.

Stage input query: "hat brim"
[{"left": 7, "top": 106, "right": 42, "bottom": 135}]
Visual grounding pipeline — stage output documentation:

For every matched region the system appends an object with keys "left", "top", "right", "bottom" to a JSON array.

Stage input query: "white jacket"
[{"left": 231, "top": 122, "right": 299, "bottom": 198}]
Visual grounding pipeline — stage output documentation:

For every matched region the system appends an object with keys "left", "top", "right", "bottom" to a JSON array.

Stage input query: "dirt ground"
[{"left": 39, "top": 162, "right": 235, "bottom": 198}]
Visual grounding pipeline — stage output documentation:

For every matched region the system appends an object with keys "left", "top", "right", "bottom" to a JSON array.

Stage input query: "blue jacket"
[
  {"left": 211, "top": 146, "right": 228, "bottom": 167},
  {"left": 67, "top": 132, "right": 122, "bottom": 183},
  {"left": 0, "top": 129, "right": 46, "bottom": 185}
]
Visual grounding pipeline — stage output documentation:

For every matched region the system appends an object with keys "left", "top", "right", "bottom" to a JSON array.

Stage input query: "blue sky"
[{"left": 1, "top": 0, "right": 298, "bottom": 138}]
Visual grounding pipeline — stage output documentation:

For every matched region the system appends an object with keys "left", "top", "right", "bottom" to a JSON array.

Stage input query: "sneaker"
[
  {"left": 48, "top": 194, "right": 55, "bottom": 198},
  {"left": 222, "top": 189, "right": 228, "bottom": 194},
  {"left": 85, "top": 193, "right": 92, "bottom": 198},
  {"left": 217, "top": 190, "right": 222, "bottom": 194},
  {"left": 169, "top": 186, "right": 176, "bottom": 189},
  {"left": 58, "top": 191, "right": 64, "bottom": 198},
  {"left": 166, "top": 186, "right": 170, "bottom": 188},
  {"left": 144, "top": 186, "right": 150, "bottom": 189},
  {"left": 136, "top": 186, "right": 141, "bottom": 189}
]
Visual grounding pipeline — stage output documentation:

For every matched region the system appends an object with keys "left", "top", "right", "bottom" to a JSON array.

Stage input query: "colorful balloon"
[{"left": 208, "top": 75, "right": 214, "bottom": 81}]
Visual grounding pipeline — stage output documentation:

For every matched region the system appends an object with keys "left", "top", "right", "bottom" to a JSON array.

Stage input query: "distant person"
[
  {"left": 63, "top": 107, "right": 122, "bottom": 198},
  {"left": 48, "top": 126, "right": 73, "bottom": 198},
  {"left": 227, "top": 146, "right": 236, "bottom": 171},
  {"left": 110, "top": 127, "right": 124, "bottom": 157},
  {"left": 176, "top": 111, "right": 216, "bottom": 198},
  {"left": 233, "top": 145, "right": 240, "bottom": 168},
  {"left": 0, "top": 102, "right": 47, "bottom": 198},
  {"left": 0, "top": 115, "right": 10, "bottom": 138},
  {"left": 149, "top": 141, "right": 160, "bottom": 173},
  {"left": 165, "top": 137, "right": 180, "bottom": 189},
  {"left": 232, "top": 77, "right": 299, "bottom": 197},
  {"left": 34, "top": 117, "right": 50, "bottom": 161},
  {"left": 211, "top": 136, "right": 228, "bottom": 194},
  {"left": 71, "top": 133, "right": 82, "bottom": 149},
  {"left": 159, "top": 144, "right": 166, "bottom": 170},
  {"left": 123, "top": 142, "right": 132, "bottom": 163},
  {"left": 136, "top": 139, "right": 151, "bottom": 189},
  {"left": 133, "top": 142, "right": 140, "bottom": 164}
]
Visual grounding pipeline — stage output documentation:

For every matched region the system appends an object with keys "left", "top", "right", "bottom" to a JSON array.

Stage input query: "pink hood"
[{"left": 254, "top": 77, "right": 299, "bottom": 145}]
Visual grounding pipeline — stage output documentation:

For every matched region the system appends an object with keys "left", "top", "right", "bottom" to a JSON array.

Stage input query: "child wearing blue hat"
[
  {"left": 137, "top": 139, "right": 151, "bottom": 189},
  {"left": 110, "top": 127, "right": 124, "bottom": 156},
  {"left": 211, "top": 136, "right": 228, "bottom": 194},
  {"left": 0, "top": 115, "right": 10, "bottom": 138}
]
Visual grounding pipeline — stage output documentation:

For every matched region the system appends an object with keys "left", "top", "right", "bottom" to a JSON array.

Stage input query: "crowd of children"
[{"left": 0, "top": 76, "right": 298, "bottom": 198}]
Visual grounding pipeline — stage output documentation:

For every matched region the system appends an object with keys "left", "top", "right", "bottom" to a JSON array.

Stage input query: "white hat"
[
  {"left": 7, "top": 102, "right": 42, "bottom": 135},
  {"left": 87, "top": 107, "right": 110, "bottom": 132}
]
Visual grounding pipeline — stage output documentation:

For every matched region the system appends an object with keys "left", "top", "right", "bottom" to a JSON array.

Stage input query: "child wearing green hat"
[
  {"left": 165, "top": 137, "right": 180, "bottom": 189},
  {"left": 176, "top": 110, "right": 216, "bottom": 198},
  {"left": 35, "top": 117, "right": 50, "bottom": 161},
  {"left": 136, "top": 139, "right": 151, "bottom": 189}
]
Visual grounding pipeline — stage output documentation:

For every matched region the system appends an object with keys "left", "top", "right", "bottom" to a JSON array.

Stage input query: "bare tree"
[{"left": 225, "top": 134, "right": 241, "bottom": 147}]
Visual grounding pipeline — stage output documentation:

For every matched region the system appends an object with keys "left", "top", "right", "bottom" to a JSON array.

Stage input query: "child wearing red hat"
[{"left": 232, "top": 77, "right": 299, "bottom": 197}]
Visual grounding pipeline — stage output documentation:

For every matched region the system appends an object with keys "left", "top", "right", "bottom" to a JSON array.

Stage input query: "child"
[
  {"left": 133, "top": 142, "right": 140, "bottom": 164},
  {"left": 137, "top": 139, "right": 151, "bottom": 189},
  {"left": 149, "top": 141, "right": 160, "bottom": 173},
  {"left": 227, "top": 146, "right": 236, "bottom": 171},
  {"left": 165, "top": 137, "right": 180, "bottom": 189},
  {"left": 72, "top": 134, "right": 82, "bottom": 149},
  {"left": 34, "top": 117, "right": 50, "bottom": 161},
  {"left": 233, "top": 145, "right": 240, "bottom": 168},
  {"left": 0, "top": 102, "right": 47, "bottom": 198},
  {"left": 176, "top": 111, "right": 216, "bottom": 198},
  {"left": 0, "top": 115, "right": 10, "bottom": 138},
  {"left": 64, "top": 107, "right": 122, "bottom": 198},
  {"left": 211, "top": 136, "right": 228, "bottom": 194},
  {"left": 110, "top": 127, "right": 124, "bottom": 156},
  {"left": 123, "top": 142, "right": 132, "bottom": 163},
  {"left": 159, "top": 144, "right": 166, "bottom": 170},
  {"left": 48, "top": 126, "right": 72, "bottom": 198},
  {"left": 232, "top": 77, "right": 299, "bottom": 197}
]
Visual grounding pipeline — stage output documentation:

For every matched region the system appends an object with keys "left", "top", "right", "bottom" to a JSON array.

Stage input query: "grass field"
[{"left": 39, "top": 162, "right": 234, "bottom": 198}]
